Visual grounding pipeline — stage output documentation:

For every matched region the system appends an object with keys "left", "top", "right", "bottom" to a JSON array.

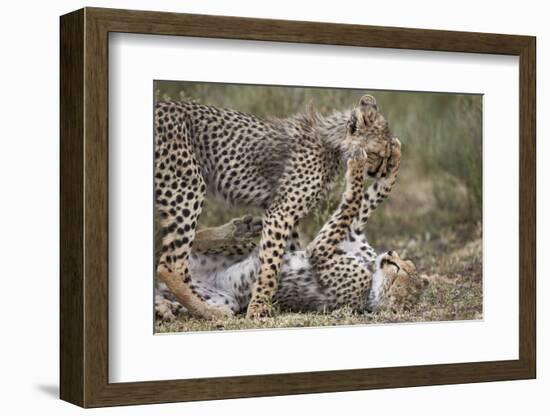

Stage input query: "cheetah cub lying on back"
[
  {"left": 156, "top": 138, "right": 429, "bottom": 319},
  {"left": 155, "top": 94, "right": 393, "bottom": 319}
]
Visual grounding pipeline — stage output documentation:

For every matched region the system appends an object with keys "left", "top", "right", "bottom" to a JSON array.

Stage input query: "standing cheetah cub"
[{"left": 155, "top": 94, "right": 392, "bottom": 319}]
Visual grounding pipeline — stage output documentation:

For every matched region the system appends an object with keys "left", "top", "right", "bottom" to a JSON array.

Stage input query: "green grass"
[{"left": 153, "top": 81, "right": 483, "bottom": 332}]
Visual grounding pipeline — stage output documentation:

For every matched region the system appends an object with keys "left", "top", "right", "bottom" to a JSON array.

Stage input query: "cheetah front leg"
[
  {"left": 304, "top": 157, "right": 372, "bottom": 303},
  {"left": 246, "top": 203, "right": 299, "bottom": 318},
  {"left": 306, "top": 157, "right": 369, "bottom": 260},
  {"left": 354, "top": 137, "right": 402, "bottom": 230},
  {"left": 338, "top": 138, "right": 401, "bottom": 261}
]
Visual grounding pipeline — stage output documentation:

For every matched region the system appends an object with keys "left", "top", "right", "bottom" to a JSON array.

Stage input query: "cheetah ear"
[
  {"left": 359, "top": 94, "right": 378, "bottom": 110},
  {"left": 359, "top": 95, "right": 379, "bottom": 126}
]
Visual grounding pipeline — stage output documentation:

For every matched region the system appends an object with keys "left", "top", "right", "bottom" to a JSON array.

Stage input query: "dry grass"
[{"left": 155, "top": 222, "right": 482, "bottom": 333}]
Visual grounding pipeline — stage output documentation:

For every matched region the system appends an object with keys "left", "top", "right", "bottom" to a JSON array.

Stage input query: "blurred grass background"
[
  {"left": 154, "top": 81, "right": 482, "bottom": 247},
  {"left": 153, "top": 81, "right": 483, "bottom": 331}
]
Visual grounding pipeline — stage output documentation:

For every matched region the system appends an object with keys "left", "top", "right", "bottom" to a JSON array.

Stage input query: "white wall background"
[{"left": 0, "top": 0, "right": 546, "bottom": 414}]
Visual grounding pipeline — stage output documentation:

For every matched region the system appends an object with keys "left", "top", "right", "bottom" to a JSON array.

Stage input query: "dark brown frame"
[{"left": 60, "top": 7, "right": 536, "bottom": 408}]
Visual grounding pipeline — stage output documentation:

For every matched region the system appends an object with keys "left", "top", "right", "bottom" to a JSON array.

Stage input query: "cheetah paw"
[
  {"left": 232, "top": 215, "right": 263, "bottom": 239},
  {"left": 348, "top": 155, "right": 369, "bottom": 170},
  {"left": 201, "top": 304, "right": 235, "bottom": 320},
  {"left": 245, "top": 301, "right": 273, "bottom": 319}
]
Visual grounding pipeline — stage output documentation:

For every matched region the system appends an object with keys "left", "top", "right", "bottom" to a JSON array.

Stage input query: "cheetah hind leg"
[
  {"left": 157, "top": 264, "right": 234, "bottom": 320},
  {"left": 155, "top": 282, "right": 183, "bottom": 321},
  {"left": 154, "top": 106, "right": 234, "bottom": 320},
  {"left": 192, "top": 215, "right": 262, "bottom": 257},
  {"left": 156, "top": 199, "right": 234, "bottom": 320}
]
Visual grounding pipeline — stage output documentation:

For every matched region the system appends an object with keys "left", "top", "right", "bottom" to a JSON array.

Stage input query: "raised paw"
[
  {"left": 387, "top": 137, "right": 402, "bottom": 171},
  {"left": 347, "top": 155, "right": 369, "bottom": 172},
  {"left": 363, "top": 134, "right": 392, "bottom": 178},
  {"left": 231, "top": 215, "right": 263, "bottom": 239},
  {"left": 245, "top": 300, "right": 273, "bottom": 319}
]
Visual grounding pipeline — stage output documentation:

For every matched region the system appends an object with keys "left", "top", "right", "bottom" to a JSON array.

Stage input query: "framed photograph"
[{"left": 60, "top": 7, "right": 536, "bottom": 408}]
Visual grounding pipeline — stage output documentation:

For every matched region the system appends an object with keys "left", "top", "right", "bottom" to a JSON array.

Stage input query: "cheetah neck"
[
  {"left": 368, "top": 268, "right": 386, "bottom": 310},
  {"left": 367, "top": 256, "right": 393, "bottom": 311},
  {"left": 316, "top": 110, "right": 351, "bottom": 159}
]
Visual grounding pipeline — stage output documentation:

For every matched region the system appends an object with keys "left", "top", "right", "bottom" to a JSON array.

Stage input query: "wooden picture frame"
[{"left": 60, "top": 7, "right": 536, "bottom": 408}]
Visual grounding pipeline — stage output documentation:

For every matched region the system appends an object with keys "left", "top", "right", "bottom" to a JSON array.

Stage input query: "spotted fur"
[
  {"left": 155, "top": 139, "right": 429, "bottom": 320},
  {"left": 154, "top": 94, "right": 392, "bottom": 319}
]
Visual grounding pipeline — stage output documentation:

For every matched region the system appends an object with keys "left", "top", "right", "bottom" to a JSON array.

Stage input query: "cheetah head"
[
  {"left": 343, "top": 95, "right": 393, "bottom": 177},
  {"left": 368, "top": 250, "right": 429, "bottom": 313}
]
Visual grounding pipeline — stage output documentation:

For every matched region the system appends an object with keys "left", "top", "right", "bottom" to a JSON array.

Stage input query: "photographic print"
[
  {"left": 60, "top": 9, "right": 535, "bottom": 406},
  {"left": 153, "top": 81, "right": 482, "bottom": 333}
]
